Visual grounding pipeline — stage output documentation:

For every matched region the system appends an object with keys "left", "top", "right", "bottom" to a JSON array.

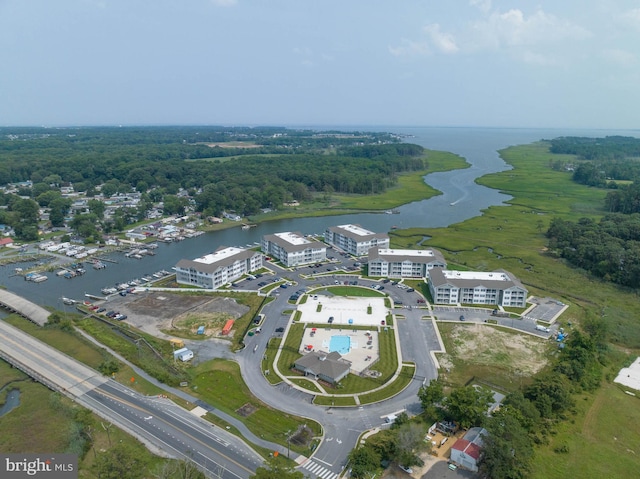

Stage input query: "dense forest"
[
  {"left": 0, "top": 127, "right": 427, "bottom": 239},
  {"left": 549, "top": 136, "right": 640, "bottom": 161},
  {"left": 546, "top": 214, "right": 640, "bottom": 288}
]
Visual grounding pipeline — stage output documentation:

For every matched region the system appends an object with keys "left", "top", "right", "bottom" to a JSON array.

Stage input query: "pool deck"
[{"left": 300, "top": 326, "right": 380, "bottom": 374}]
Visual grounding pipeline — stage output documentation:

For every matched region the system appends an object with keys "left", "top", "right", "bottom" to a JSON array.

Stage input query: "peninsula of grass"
[
  {"left": 357, "top": 364, "right": 416, "bottom": 405},
  {"left": 190, "top": 359, "right": 322, "bottom": 455},
  {"left": 262, "top": 337, "right": 283, "bottom": 385},
  {"left": 276, "top": 323, "right": 305, "bottom": 374},
  {"left": 313, "top": 395, "right": 358, "bottom": 406},
  {"left": 289, "top": 377, "right": 323, "bottom": 393}
]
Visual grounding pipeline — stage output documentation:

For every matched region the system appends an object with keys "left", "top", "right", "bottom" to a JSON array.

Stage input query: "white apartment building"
[
  {"left": 175, "top": 246, "right": 262, "bottom": 289},
  {"left": 324, "top": 224, "right": 389, "bottom": 256},
  {"left": 261, "top": 231, "right": 326, "bottom": 267},
  {"left": 367, "top": 247, "right": 446, "bottom": 278},
  {"left": 428, "top": 269, "right": 528, "bottom": 307}
]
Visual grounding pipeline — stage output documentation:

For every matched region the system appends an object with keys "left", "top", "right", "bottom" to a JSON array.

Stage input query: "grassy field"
[
  {"left": 531, "top": 382, "right": 640, "bottom": 479},
  {"left": 189, "top": 359, "right": 322, "bottom": 455}
]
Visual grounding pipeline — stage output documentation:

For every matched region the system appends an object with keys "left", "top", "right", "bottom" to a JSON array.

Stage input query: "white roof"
[
  {"left": 193, "top": 247, "right": 245, "bottom": 265},
  {"left": 274, "top": 231, "right": 311, "bottom": 246},
  {"left": 442, "top": 270, "right": 511, "bottom": 281},
  {"left": 336, "top": 224, "right": 375, "bottom": 236},
  {"left": 614, "top": 357, "right": 640, "bottom": 391},
  {"left": 377, "top": 248, "right": 437, "bottom": 257}
]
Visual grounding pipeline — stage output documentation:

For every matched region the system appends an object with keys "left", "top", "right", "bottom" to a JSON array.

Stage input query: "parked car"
[
  {"left": 96, "top": 307, "right": 106, "bottom": 313},
  {"left": 459, "top": 315, "right": 465, "bottom": 321},
  {"left": 275, "top": 327, "right": 285, "bottom": 333},
  {"left": 328, "top": 316, "right": 334, "bottom": 323}
]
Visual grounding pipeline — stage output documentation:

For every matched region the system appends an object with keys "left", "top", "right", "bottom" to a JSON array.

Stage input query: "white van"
[{"left": 535, "top": 324, "right": 550, "bottom": 333}]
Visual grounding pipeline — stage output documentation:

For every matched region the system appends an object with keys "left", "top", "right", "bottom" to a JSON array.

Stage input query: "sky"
[{"left": 1, "top": 0, "right": 639, "bottom": 129}]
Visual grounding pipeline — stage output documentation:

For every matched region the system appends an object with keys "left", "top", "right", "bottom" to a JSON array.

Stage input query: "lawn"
[{"left": 189, "top": 359, "right": 322, "bottom": 455}]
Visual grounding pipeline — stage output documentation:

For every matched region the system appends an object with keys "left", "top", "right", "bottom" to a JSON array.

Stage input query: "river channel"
[{"left": 1, "top": 126, "right": 637, "bottom": 309}]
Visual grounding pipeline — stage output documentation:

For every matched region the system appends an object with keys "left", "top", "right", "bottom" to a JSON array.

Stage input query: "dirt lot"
[
  {"left": 114, "top": 291, "right": 249, "bottom": 339},
  {"left": 439, "top": 323, "right": 549, "bottom": 376}
]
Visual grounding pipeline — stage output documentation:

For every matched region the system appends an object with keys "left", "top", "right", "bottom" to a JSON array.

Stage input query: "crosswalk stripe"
[{"left": 300, "top": 460, "right": 339, "bottom": 479}]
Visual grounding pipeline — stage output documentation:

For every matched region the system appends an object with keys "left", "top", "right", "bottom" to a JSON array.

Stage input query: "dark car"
[
  {"left": 328, "top": 316, "right": 334, "bottom": 323},
  {"left": 96, "top": 307, "right": 106, "bottom": 313},
  {"left": 459, "top": 315, "right": 465, "bottom": 321},
  {"left": 407, "top": 288, "right": 415, "bottom": 292},
  {"left": 275, "top": 327, "right": 285, "bottom": 333},
  {"left": 105, "top": 310, "right": 115, "bottom": 317}
]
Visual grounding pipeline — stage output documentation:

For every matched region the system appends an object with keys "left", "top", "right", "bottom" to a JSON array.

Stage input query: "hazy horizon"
[{"left": 2, "top": 1, "right": 639, "bottom": 130}]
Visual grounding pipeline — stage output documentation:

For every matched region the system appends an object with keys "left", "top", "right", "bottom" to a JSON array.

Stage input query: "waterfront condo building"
[
  {"left": 428, "top": 269, "right": 528, "bottom": 307},
  {"left": 261, "top": 231, "right": 327, "bottom": 267},
  {"left": 324, "top": 224, "right": 389, "bottom": 256},
  {"left": 367, "top": 247, "right": 446, "bottom": 279},
  {"left": 175, "top": 246, "right": 262, "bottom": 289}
]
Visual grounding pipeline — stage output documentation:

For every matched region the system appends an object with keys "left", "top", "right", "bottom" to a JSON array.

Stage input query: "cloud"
[
  {"left": 423, "top": 24, "right": 459, "bottom": 54},
  {"left": 617, "top": 8, "right": 640, "bottom": 30},
  {"left": 470, "top": 8, "right": 591, "bottom": 49},
  {"left": 210, "top": 0, "right": 237, "bottom": 6},
  {"left": 388, "top": 38, "right": 430, "bottom": 57},
  {"left": 469, "top": 0, "right": 491, "bottom": 14},
  {"left": 600, "top": 48, "right": 637, "bottom": 67}
]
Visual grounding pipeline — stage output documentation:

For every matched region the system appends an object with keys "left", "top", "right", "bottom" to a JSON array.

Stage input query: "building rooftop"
[
  {"left": 193, "top": 246, "right": 245, "bottom": 265},
  {"left": 334, "top": 224, "right": 375, "bottom": 236},
  {"left": 273, "top": 231, "right": 311, "bottom": 246},
  {"left": 442, "top": 270, "right": 511, "bottom": 281}
]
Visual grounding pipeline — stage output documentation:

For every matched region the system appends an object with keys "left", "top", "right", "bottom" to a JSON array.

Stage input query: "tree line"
[
  {"left": 546, "top": 214, "right": 640, "bottom": 289},
  {"left": 0, "top": 127, "right": 427, "bottom": 239}
]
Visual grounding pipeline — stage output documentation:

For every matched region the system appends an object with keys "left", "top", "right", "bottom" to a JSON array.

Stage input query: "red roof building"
[
  {"left": 449, "top": 427, "right": 487, "bottom": 472},
  {"left": 0, "top": 238, "right": 13, "bottom": 247}
]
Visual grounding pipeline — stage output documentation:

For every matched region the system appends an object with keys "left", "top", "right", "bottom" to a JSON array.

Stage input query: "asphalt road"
[
  {"left": 233, "top": 257, "right": 442, "bottom": 478},
  {"left": 83, "top": 381, "right": 262, "bottom": 479}
]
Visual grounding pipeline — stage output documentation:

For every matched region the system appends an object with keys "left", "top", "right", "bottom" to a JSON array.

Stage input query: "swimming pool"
[{"left": 329, "top": 335, "right": 351, "bottom": 354}]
